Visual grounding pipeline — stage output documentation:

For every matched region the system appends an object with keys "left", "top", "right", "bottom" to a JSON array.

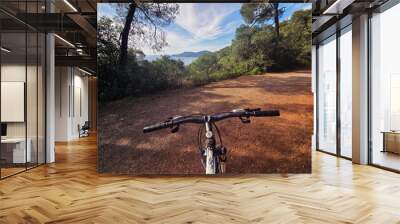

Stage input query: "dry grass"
[{"left": 98, "top": 71, "right": 313, "bottom": 174}]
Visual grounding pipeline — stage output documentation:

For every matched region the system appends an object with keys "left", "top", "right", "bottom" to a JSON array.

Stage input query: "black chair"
[{"left": 79, "top": 121, "right": 90, "bottom": 138}]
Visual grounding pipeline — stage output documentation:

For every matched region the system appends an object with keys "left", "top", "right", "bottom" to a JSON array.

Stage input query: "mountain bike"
[{"left": 143, "top": 108, "right": 280, "bottom": 175}]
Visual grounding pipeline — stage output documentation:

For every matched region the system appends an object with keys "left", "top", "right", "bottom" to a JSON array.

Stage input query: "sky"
[{"left": 98, "top": 3, "right": 311, "bottom": 56}]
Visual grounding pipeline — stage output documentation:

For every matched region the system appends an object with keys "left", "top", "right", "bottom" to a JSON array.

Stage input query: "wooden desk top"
[
  {"left": 381, "top": 131, "right": 400, "bottom": 134},
  {"left": 1, "top": 138, "right": 29, "bottom": 144}
]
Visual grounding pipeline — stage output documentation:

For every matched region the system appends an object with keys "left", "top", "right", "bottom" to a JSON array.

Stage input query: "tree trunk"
[
  {"left": 119, "top": 3, "right": 136, "bottom": 68},
  {"left": 273, "top": 3, "right": 280, "bottom": 39}
]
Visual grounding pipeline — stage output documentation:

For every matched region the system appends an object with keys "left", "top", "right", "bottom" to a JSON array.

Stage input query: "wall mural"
[{"left": 97, "top": 2, "right": 313, "bottom": 175}]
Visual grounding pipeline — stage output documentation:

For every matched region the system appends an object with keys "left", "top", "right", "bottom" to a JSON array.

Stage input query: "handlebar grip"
[
  {"left": 253, "top": 110, "right": 280, "bottom": 117},
  {"left": 143, "top": 122, "right": 171, "bottom": 133}
]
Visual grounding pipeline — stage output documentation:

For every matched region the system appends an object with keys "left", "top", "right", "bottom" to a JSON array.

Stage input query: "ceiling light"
[
  {"left": 54, "top": 34, "right": 75, "bottom": 48},
  {"left": 78, "top": 67, "right": 92, "bottom": 76},
  {"left": 1, "top": 47, "right": 11, "bottom": 53},
  {"left": 323, "top": 0, "right": 355, "bottom": 15},
  {"left": 76, "top": 49, "right": 84, "bottom": 55},
  {"left": 63, "top": 0, "right": 78, "bottom": 12}
]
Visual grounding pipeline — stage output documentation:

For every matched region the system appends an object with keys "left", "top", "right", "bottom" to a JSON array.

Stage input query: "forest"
[{"left": 98, "top": 4, "right": 311, "bottom": 102}]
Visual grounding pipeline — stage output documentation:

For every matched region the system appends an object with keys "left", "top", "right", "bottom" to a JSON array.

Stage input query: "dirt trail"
[{"left": 99, "top": 71, "right": 313, "bottom": 174}]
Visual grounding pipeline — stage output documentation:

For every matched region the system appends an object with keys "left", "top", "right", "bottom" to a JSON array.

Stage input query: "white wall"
[
  {"left": 1, "top": 62, "right": 46, "bottom": 164},
  {"left": 1, "top": 65, "right": 41, "bottom": 137},
  {"left": 55, "top": 66, "right": 89, "bottom": 141},
  {"left": 72, "top": 72, "right": 89, "bottom": 138},
  {"left": 55, "top": 66, "right": 70, "bottom": 141},
  {"left": 1, "top": 65, "right": 26, "bottom": 124},
  {"left": 1, "top": 64, "right": 27, "bottom": 139}
]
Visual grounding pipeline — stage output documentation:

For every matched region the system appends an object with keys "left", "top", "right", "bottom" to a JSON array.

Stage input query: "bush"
[{"left": 249, "top": 67, "right": 263, "bottom": 75}]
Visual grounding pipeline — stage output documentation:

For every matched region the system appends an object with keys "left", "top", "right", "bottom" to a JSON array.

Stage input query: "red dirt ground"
[{"left": 98, "top": 71, "right": 313, "bottom": 174}]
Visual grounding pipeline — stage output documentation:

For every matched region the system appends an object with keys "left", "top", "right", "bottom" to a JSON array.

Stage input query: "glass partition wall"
[
  {"left": 0, "top": 31, "right": 27, "bottom": 177},
  {"left": 0, "top": 1, "right": 46, "bottom": 179},
  {"left": 370, "top": 3, "right": 400, "bottom": 171},
  {"left": 317, "top": 35, "right": 337, "bottom": 155},
  {"left": 316, "top": 24, "right": 353, "bottom": 159}
]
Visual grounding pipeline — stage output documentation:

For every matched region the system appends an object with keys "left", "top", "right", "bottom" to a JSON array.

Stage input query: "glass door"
[{"left": 317, "top": 35, "right": 337, "bottom": 154}]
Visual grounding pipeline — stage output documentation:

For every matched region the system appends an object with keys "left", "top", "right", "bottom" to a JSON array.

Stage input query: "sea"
[{"left": 145, "top": 55, "right": 198, "bottom": 65}]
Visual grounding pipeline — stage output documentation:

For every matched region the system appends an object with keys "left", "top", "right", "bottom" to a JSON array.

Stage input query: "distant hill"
[
  {"left": 171, "top": 51, "right": 211, "bottom": 58},
  {"left": 145, "top": 50, "right": 212, "bottom": 65}
]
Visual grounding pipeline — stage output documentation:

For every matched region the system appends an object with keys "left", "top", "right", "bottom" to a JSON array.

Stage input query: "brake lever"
[
  {"left": 165, "top": 116, "right": 180, "bottom": 133},
  {"left": 239, "top": 116, "right": 251, "bottom": 123},
  {"left": 170, "top": 125, "right": 179, "bottom": 133}
]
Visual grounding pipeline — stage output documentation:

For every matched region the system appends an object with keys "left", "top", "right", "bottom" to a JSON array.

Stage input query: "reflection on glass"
[
  {"left": 371, "top": 4, "right": 400, "bottom": 171},
  {"left": 318, "top": 35, "right": 337, "bottom": 154},
  {"left": 340, "top": 26, "right": 352, "bottom": 158}
]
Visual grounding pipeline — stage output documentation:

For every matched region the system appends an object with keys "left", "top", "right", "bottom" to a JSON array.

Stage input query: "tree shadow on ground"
[{"left": 98, "top": 72, "right": 312, "bottom": 174}]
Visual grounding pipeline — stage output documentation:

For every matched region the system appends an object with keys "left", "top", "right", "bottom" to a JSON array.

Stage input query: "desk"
[
  {"left": 382, "top": 131, "right": 400, "bottom": 154},
  {"left": 1, "top": 138, "right": 31, "bottom": 163}
]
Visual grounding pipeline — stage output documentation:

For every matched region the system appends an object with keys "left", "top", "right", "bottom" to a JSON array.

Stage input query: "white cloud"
[
  {"left": 141, "top": 31, "right": 200, "bottom": 55},
  {"left": 142, "top": 29, "right": 233, "bottom": 56},
  {"left": 97, "top": 4, "right": 116, "bottom": 18},
  {"left": 101, "top": 3, "right": 242, "bottom": 56},
  {"left": 175, "top": 3, "right": 239, "bottom": 40},
  {"left": 143, "top": 3, "right": 241, "bottom": 55}
]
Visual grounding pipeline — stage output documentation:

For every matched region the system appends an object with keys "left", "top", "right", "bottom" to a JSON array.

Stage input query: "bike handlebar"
[
  {"left": 143, "top": 109, "right": 280, "bottom": 133},
  {"left": 143, "top": 121, "right": 172, "bottom": 133},
  {"left": 143, "top": 115, "right": 204, "bottom": 133},
  {"left": 254, "top": 110, "right": 280, "bottom": 117}
]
